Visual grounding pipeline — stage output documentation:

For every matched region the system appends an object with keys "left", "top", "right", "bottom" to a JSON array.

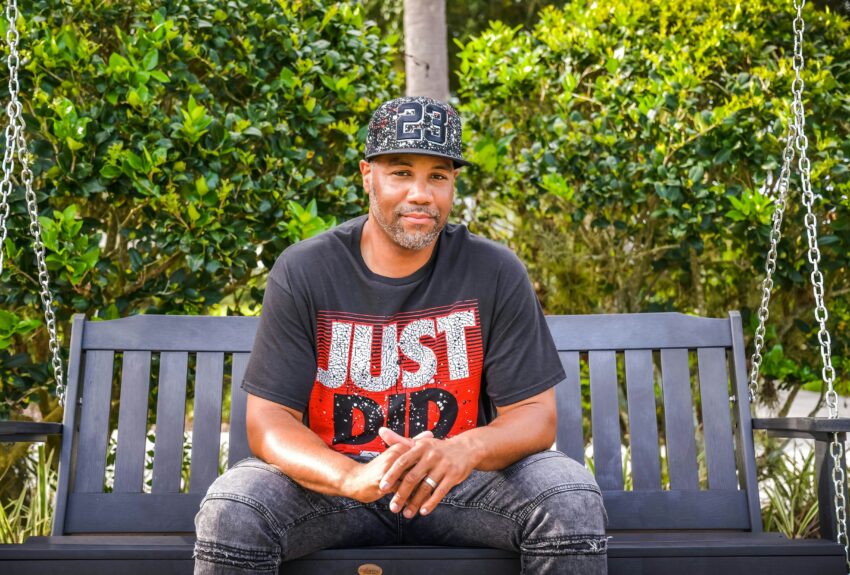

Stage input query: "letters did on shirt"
[{"left": 308, "top": 303, "right": 484, "bottom": 453}]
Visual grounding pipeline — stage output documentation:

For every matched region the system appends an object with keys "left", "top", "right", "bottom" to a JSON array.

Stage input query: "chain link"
[{"left": 1, "top": 0, "right": 66, "bottom": 405}]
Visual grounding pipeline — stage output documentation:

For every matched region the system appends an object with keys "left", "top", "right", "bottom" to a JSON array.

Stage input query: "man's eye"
[
  {"left": 432, "top": 174, "right": 447, "bottom": 180},
  {"left": 392, "top": 171, "right": 411, "bottom": 176}
]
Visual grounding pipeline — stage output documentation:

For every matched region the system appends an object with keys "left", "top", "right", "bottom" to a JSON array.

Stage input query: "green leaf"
[
  {"left": 186, "top": 252, "right": 204, "bottom": 271},
  {"left": 187, "top": 203, "right": 200, "bottom": 223},
  {"left": 99, "top": 164, "right": 122, "bottom": 179},
  {"left": 66, "top": 137, "right": 84, "bottom": 151},
  {"left": 279, "top": 68, "right": 295, "bottom": 88},
  {"left": 195, "top": 176, "right": 209, "bottom": 196},
  {"left": 107, "top": 52, "right": 129, "bottom": 71},
  {"left": 688, "top": 165, "right": 704, "bottom": 184}
]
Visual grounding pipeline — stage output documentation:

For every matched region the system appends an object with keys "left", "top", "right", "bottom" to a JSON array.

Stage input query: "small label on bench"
[{"left": 358, "top": 564, "right": 383, "bottom": 575}]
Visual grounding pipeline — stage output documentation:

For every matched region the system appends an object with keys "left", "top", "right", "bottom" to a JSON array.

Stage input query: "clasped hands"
[{"left": 344, "top": 426, "right": 475, "bottom": 520}]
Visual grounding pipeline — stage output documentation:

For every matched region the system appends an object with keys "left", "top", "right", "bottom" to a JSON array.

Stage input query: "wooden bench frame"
[{"left": 0, "top": 311, "right": 847, "bottom": 574}]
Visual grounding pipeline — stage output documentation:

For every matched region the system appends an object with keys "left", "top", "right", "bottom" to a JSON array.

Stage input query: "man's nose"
[{"left": 406, "top": 176, "right": 433, "bottom": 204}]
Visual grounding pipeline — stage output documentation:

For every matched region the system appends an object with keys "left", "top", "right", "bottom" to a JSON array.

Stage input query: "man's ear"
[{"left": 360, "top": 159, "right": 373, "bottom": 191}]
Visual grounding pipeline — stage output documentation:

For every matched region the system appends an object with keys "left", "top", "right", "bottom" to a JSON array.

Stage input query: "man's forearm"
[
  {"left": 247, "top": 398, "right": 358, "bottom": 497},
  {"left": 451, "top": 400, "right": 556, "bottom": 472}
]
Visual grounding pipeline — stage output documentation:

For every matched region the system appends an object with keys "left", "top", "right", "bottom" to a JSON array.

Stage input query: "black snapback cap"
[{"left": 365, "top": 96, "right": 470, "bottom": 167}]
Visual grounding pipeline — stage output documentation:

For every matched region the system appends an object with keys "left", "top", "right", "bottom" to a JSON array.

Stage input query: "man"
[{"left": 194, "top": 96, "right": 608, "bottom": 574}]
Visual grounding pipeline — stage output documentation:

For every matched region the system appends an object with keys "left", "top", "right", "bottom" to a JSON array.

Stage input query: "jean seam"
[
  {"left": 282, "top": 499, "right": 375, "bottom": 531},
  {"left": 234, "top": 459, "right": 303, "bottom": 490},
  {"left": 480, "top": 451, "right": 569, "bottom": 506},
  {"left": 201, "top": 493, "right": 286, "bottom": 537},
  {"left": 517, "top": 483, "right": 602, "bottom": 524},
  {"left": 436, "top": 498, "right": 525, "bottom": 525},
  {"left": 232, "top": 459, "right": 330, "bottom": 512}
]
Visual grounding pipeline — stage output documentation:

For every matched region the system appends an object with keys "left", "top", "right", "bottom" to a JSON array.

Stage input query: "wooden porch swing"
[{"left": 1, "top": 0, "right": 848, "bottom": 573}]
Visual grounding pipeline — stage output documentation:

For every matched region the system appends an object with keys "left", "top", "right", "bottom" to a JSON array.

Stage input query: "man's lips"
[{"left": 399, "top": 213, "right": 436, "bottom": 225}]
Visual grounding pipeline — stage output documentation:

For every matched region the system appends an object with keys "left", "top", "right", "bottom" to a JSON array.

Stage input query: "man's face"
[{"left": 361, "top": 154, "right": 458, "bottom": 251}]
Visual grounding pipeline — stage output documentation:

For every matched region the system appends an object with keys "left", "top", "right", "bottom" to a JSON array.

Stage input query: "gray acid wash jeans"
[{"left": 194, "top": 449, "right": 608, "bottom": 574}]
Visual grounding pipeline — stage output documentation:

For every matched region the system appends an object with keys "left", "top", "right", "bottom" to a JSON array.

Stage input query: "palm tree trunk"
[{"left": 403, "top": 0, "right": 449, "bottom": 102}]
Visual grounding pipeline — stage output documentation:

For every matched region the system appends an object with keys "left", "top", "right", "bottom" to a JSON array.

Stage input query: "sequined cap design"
[{"left": 365, "top": 96, "right": 471, "bottom": 167}]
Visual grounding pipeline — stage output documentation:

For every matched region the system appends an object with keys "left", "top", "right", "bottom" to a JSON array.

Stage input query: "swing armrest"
[
  {"left": 752, "top": 417, "right": 850, "bottom": 440},
  {"left": 0, "top": 421, "right": 63, "bottom": 443},
  {"left": 753, "top": 417, "right": 850, "bottom": 540}
]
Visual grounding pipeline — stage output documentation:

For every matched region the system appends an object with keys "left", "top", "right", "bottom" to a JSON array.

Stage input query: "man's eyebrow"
[
  {"left": 431, "top": 162, "right": 453, "bottom": 171},
  {"left": 386, "top": 157, "right": 414, "bottom": 166}
]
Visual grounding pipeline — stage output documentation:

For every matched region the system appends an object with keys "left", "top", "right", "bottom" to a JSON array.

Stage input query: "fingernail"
[
  {"left": 404, "top": 509, "right": 413, "bottom": 518},
  {"left": 420, "top": 507, "right": 428, "bottom": 515},
  {"left": 390, "top": 502, "right": 399, "bottom": 513},
  {"left": 379, "top": 481, "right": 389, "bottom": 491}
]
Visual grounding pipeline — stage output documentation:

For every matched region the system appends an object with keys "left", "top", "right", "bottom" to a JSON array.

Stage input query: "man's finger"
[
  {"left": 392, "top": 455, "right": 437, "bottom": 514},
  {"left": 402, "top": 472, "right": 442, "bottom": 519},
  {"left": 418, "top": 476, "right": 455, "bottom": 517},
  {"left": 379, "top": 427, "right": 433, "bottom": 448},
  {"left": 380, "top": 444, "right": 426, "bottom": 491}
]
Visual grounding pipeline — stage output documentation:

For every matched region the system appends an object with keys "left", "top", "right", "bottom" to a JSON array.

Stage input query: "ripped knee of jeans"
[
  {"left": 194, "top": 539, "right": 281, "bottom": 573},
  {"left": 521, "top": 534, "right": 610, "bottom": 556}
]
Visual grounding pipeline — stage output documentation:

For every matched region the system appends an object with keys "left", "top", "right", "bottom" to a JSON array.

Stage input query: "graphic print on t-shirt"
[{"left": 308, "top": 300, "right": 483, "bottom": 455}]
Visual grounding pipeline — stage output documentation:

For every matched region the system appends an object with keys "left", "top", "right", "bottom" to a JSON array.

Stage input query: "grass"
[
  {"left": 0, "top": 444, "right": 56, "bottom": 543},
  {"left": 761, "top": 445, "right": 820, "bottom": 539}
]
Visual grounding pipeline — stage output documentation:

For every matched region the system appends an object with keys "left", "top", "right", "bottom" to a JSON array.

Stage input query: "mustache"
[{"left": 394, "top": 206, "right": 439, "bottom": 219}]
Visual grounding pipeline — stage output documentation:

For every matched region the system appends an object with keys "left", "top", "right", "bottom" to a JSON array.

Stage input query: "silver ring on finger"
[{"left": 423, "top": 475, "right": 438, "bottom": 490}]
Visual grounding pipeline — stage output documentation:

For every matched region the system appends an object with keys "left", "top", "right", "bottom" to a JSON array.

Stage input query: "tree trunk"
[{"left": 403, "top": 0, "right": 449, "bottom": 102}]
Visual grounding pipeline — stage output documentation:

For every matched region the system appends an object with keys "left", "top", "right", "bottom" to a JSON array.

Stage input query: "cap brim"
[{"left": 366, "top": 148, "right": 472, "bottom": 168}]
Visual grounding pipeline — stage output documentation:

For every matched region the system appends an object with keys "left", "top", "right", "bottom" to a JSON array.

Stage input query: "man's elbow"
[
  {"left": 245, "top": 394, "right": 302, "bottom": 458},
  {"left": 540, "top": 407, "right": 557, "bottom": 450}
]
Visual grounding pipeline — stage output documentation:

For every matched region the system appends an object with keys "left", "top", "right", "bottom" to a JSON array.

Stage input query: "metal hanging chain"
[
  {"left": 788, "top": 0, "right": 848, "bottom": 566},
  {"left": 1, "top": 0, "right": 66, "bottom": 405},
  {"left": 0, "top": 1, "right": 19, "bottom": 275},
  {"left": 747, "top": 118, "right": 796, "bottom": 402},
  {"left": 746, "top": 0, "right": 847, "bottom": 568}
]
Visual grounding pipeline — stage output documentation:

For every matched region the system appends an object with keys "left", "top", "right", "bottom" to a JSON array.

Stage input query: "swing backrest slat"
[
  {"left": 697, "top": 347, "right": 739, "bottom": 490},
  {"left": 53, "top": 311, "right": 759, "bottom": 535},
  {"left": 189, "top": 352, "right": 225, "bottom": 495},
  {"left": 554, "top": 351, "right": 583, "bottom": 463},
  {"left": 151, "top": 352, "right": 189, "bottom": 494},
  {"left": 113, "top": 351, "right": 152, "bottom": 493},
  {"left": 660, "top": 348, "right": 700, "bottom": 490},
  {"left": 624, "top": 349, "right": 662, "bottom": 491},
  {"left": 73, "top": 350, "right": 115, "bottom": 494},
  {"left": 589, "top": 350, "right": 623, "bottom": 490},
  {"left": 229, "top": 353, "right": 252, "bottom": 467}
]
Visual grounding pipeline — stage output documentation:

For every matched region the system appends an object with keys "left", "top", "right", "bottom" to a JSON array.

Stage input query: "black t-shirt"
[{"left": 242, "top": 215, "right": 565, "bottom": 456}]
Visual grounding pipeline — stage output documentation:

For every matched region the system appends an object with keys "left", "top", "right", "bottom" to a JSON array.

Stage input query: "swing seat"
[{"left": 0, "top": 311, "right": 846, "bottom": 574}]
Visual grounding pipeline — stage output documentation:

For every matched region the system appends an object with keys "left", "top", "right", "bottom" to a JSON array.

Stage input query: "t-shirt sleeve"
[
  {"left": 482, "top": 252, "right": 565, "bottom": 407},
  {"left": 241, "top": 263, "right": 317, "bottom": 414}
]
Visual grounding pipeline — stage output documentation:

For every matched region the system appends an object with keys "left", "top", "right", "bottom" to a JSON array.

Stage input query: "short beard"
[{"left": 369, "top": 181, "right": 447, "bottom": 251}]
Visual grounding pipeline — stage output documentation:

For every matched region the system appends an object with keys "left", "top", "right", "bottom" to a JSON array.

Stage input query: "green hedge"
[
  {"left": 456, "top": 0, "right": 850, "bottom": 403},
  {"left": 0, "top": 0, "right": 399, "bottom": 419}
]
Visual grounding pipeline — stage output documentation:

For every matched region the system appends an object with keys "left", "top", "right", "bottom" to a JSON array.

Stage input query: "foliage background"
[
  {"left": 456, "top": 0, "right": 850, "bottom": 414},
  {"left": 0, "top": 0, "right": 398, "bottom": 492},
  {"left": 0, "top": 0, "right": 849, "bottom": 539}
]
